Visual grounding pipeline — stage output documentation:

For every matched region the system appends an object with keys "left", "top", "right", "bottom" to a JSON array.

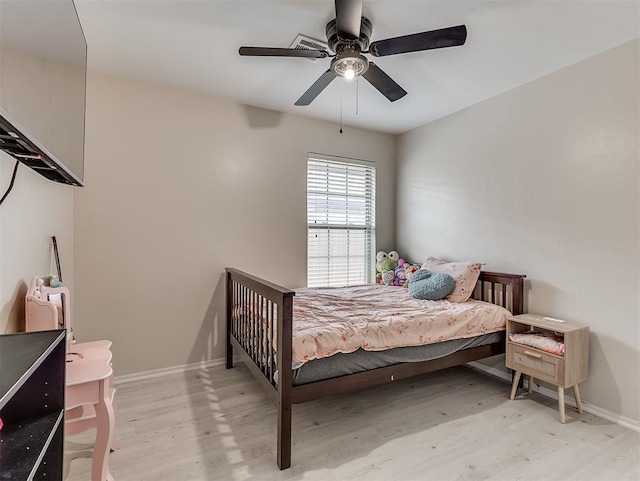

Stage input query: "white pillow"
[{"left": 421, "top": 257, "right": 482, "bottom": 303}]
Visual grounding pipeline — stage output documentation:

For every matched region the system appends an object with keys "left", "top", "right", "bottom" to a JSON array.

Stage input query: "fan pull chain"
[
  {"left": 356, "top": 77, "right": 359, "bottom": 115},
  {"left": 339, "top": 78, "right": 343, "bottom": 134}
]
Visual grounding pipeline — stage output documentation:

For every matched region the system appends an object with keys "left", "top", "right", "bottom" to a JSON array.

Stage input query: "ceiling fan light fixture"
[{"left": 330, "top": 48, "right": 368, "bottom": 79}]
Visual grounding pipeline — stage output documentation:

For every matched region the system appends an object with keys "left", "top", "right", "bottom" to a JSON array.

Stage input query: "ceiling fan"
[{"left": 239, "top": 0, "right": 467, "bottom": 106}]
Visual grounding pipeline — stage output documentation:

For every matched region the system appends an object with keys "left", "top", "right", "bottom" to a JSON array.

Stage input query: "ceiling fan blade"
[
  {"left": 335, "top": 0, "right": 363, "bottom": 40},
  {"left": 239, "top": 47, "right": 329, "bottom": 58},
  {"left": 362, "top": 63, "right": 407, "bottom": 102},
  {"left": 295, "top": 70, "right": 337, "bottom": 106},
  {"left": 369, "top": 25, "right": 467, "bottom": 57}
]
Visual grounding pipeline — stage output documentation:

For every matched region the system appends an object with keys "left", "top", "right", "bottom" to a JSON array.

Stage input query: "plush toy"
[
  {"left": 389, "top": 259, "right": 402, "bottom": 286},
  {"left": 381, "top": 270, "right": 395, "bottom": 286},
  {"left": 404, "top": 264, "right": 421, "bottom": 283},
  {"left": 376, "top": 251, "right": 420, "bottom": 286},
  {"left": 377, "top": 251, "right": 402, "bottom": 285},
  {"left": 408, "top": 269, "right": 456, "bottom": 300},
  {"left": 376, "top": 251, "right": 400, "bottom": 275},
  {"left": 394, "top": 266, "right": 407, "bottom": 286}
]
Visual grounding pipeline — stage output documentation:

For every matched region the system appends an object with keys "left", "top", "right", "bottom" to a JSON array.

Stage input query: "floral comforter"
[{"left": 290, "top": 284, "right": 510, "bottom": 366}]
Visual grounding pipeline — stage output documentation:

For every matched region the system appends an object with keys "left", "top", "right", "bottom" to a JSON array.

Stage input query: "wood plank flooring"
[{"left": 64, "top": 363, "right": 640, "bottom": 480}]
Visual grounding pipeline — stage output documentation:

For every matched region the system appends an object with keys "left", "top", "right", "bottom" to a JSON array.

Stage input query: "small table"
[
  {"left": 66, "top": 340, "right": 116, "bottom": 481},
  {"left": 506, "top": 314, "right": 589, "bottom": 423}
]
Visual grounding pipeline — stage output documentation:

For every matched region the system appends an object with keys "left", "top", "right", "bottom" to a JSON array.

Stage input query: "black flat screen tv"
[{"left": 0, "top": 0, "right": 87, "bottom": 186}]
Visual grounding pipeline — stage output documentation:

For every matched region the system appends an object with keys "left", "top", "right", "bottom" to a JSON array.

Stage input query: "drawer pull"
[{"left": 523, "top": 350, "right": 542, "bottom": 359}]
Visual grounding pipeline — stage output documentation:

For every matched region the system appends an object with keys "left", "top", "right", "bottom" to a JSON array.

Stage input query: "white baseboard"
[
  {"left": 467, "top": 361, "right": 640, "bottom": 433},
  {"left": 114, "top": 357, "right": 228, "bottom": 385}
]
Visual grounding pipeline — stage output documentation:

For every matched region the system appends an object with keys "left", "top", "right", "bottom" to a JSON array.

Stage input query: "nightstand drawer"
[{"left": 507, "top": 343, "right": 563, "bottom": 384}]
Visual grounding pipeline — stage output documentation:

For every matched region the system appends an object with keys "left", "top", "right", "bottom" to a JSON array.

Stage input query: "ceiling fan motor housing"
[
  {"left": 326, "top": 16, "right": 372, "bottom": 52},
  {"left": 330, "top": 47, "right": 369, "bottom": 77}
]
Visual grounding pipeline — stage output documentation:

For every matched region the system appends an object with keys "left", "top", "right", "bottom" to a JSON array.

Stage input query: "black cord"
[{"left": 0, "top": 160, "right": 20, "bottom": 206}]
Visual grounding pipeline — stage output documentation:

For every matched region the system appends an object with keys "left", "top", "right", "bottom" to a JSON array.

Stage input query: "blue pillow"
[{"left": 408, "top": 269, "right": 456, "bottom": 301}]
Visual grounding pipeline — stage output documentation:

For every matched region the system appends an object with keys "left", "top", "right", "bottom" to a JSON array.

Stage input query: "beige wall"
[
  {"left": 0, "top": 151, "right": 74, "bottom": 333},
  {"left": 397, "top": 40, "right": 639, "bottom": 422},
  {"left": 74, "top": 72, "right": 397, "bottom": 376}
]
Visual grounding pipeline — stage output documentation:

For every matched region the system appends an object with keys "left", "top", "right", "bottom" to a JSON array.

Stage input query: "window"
[{"left": 307, "top": 153, "right": 375, "bottom": 287}]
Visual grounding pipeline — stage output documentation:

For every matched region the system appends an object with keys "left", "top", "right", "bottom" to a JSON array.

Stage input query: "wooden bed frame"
[{"left": 225, "top": 268, "right": 526, "bottom": 469}]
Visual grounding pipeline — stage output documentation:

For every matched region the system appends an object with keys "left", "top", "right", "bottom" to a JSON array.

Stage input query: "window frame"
[{"left": 306, "top": 152, "right": 376, "bottom": 287}]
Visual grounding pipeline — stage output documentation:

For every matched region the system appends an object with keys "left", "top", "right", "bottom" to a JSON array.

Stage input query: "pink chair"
[{"left": 25, "top": 278, "right": 119, "bottom": 481}]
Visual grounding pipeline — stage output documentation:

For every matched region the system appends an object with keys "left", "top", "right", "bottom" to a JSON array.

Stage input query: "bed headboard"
[{"left": 473, "top": 271, "right": 526, "bottom": 315}]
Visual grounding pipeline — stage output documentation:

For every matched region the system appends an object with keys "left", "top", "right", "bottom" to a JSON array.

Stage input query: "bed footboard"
[{"left": 225, "top": 268, "right": 295, "bottom": 469}]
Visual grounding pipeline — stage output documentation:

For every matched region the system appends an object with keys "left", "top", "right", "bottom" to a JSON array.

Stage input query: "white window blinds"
[{"left": 307, "top": 153, "right": 376, "bottom": 287}]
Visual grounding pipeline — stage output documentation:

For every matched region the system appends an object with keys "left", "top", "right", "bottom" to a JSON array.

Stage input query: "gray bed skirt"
[{"left": 292, "top": 331, "right": 505, "bottom": 385}]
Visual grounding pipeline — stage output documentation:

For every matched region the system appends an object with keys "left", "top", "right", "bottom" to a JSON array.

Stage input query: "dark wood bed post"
[
  {"left": 511, "top": 277, "right": 524, "bottom": 315},
  {"left": 277, "top": 292, "right": 294, "bottom": 470},
  {"left": 226, "top": 271, "right": 234, "bottom": 369}
]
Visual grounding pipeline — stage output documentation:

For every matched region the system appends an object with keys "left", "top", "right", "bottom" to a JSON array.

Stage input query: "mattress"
[
  {"left": 292, "top": 331, "right": 504, "bottom": 385},
  {"left": 291, "top": 284, "right": 510, "bottom": 367}
]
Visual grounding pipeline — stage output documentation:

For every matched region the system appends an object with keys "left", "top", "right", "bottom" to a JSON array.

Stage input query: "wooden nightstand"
[{"left": 506, "top": 314, "right": 589, "bottom": 423}]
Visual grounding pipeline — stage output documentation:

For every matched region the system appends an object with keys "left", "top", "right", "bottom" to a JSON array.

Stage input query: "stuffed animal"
[
  {"left": 376, "top": 251, "right": 402, "bottom": 285},
  {"left": 394, "top": 266, "right": 407, "bottom": 286},
  {"left": 408, "top": 269, "right": 456, "bottom": 300},
  {"left": 389, "top": 259, "right": 402, "bottom": 285},
  {"left": 381, "top": 270, "right": 395, "bottom": 286},
  {"left": 404, "top": 264, "right": 421, "bottom": 284},
  {"left": 376, "top": 251, "right": 400, "bottom": 275}
]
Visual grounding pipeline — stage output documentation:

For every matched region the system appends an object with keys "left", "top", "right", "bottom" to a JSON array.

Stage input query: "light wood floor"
[{"left": 64, "top": 363, "right": 640, "bottom": 481}]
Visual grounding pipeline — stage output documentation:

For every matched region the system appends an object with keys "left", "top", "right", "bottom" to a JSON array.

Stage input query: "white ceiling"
[{"left": 74, "top": 0, "right": 639, "bottom": 134}]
